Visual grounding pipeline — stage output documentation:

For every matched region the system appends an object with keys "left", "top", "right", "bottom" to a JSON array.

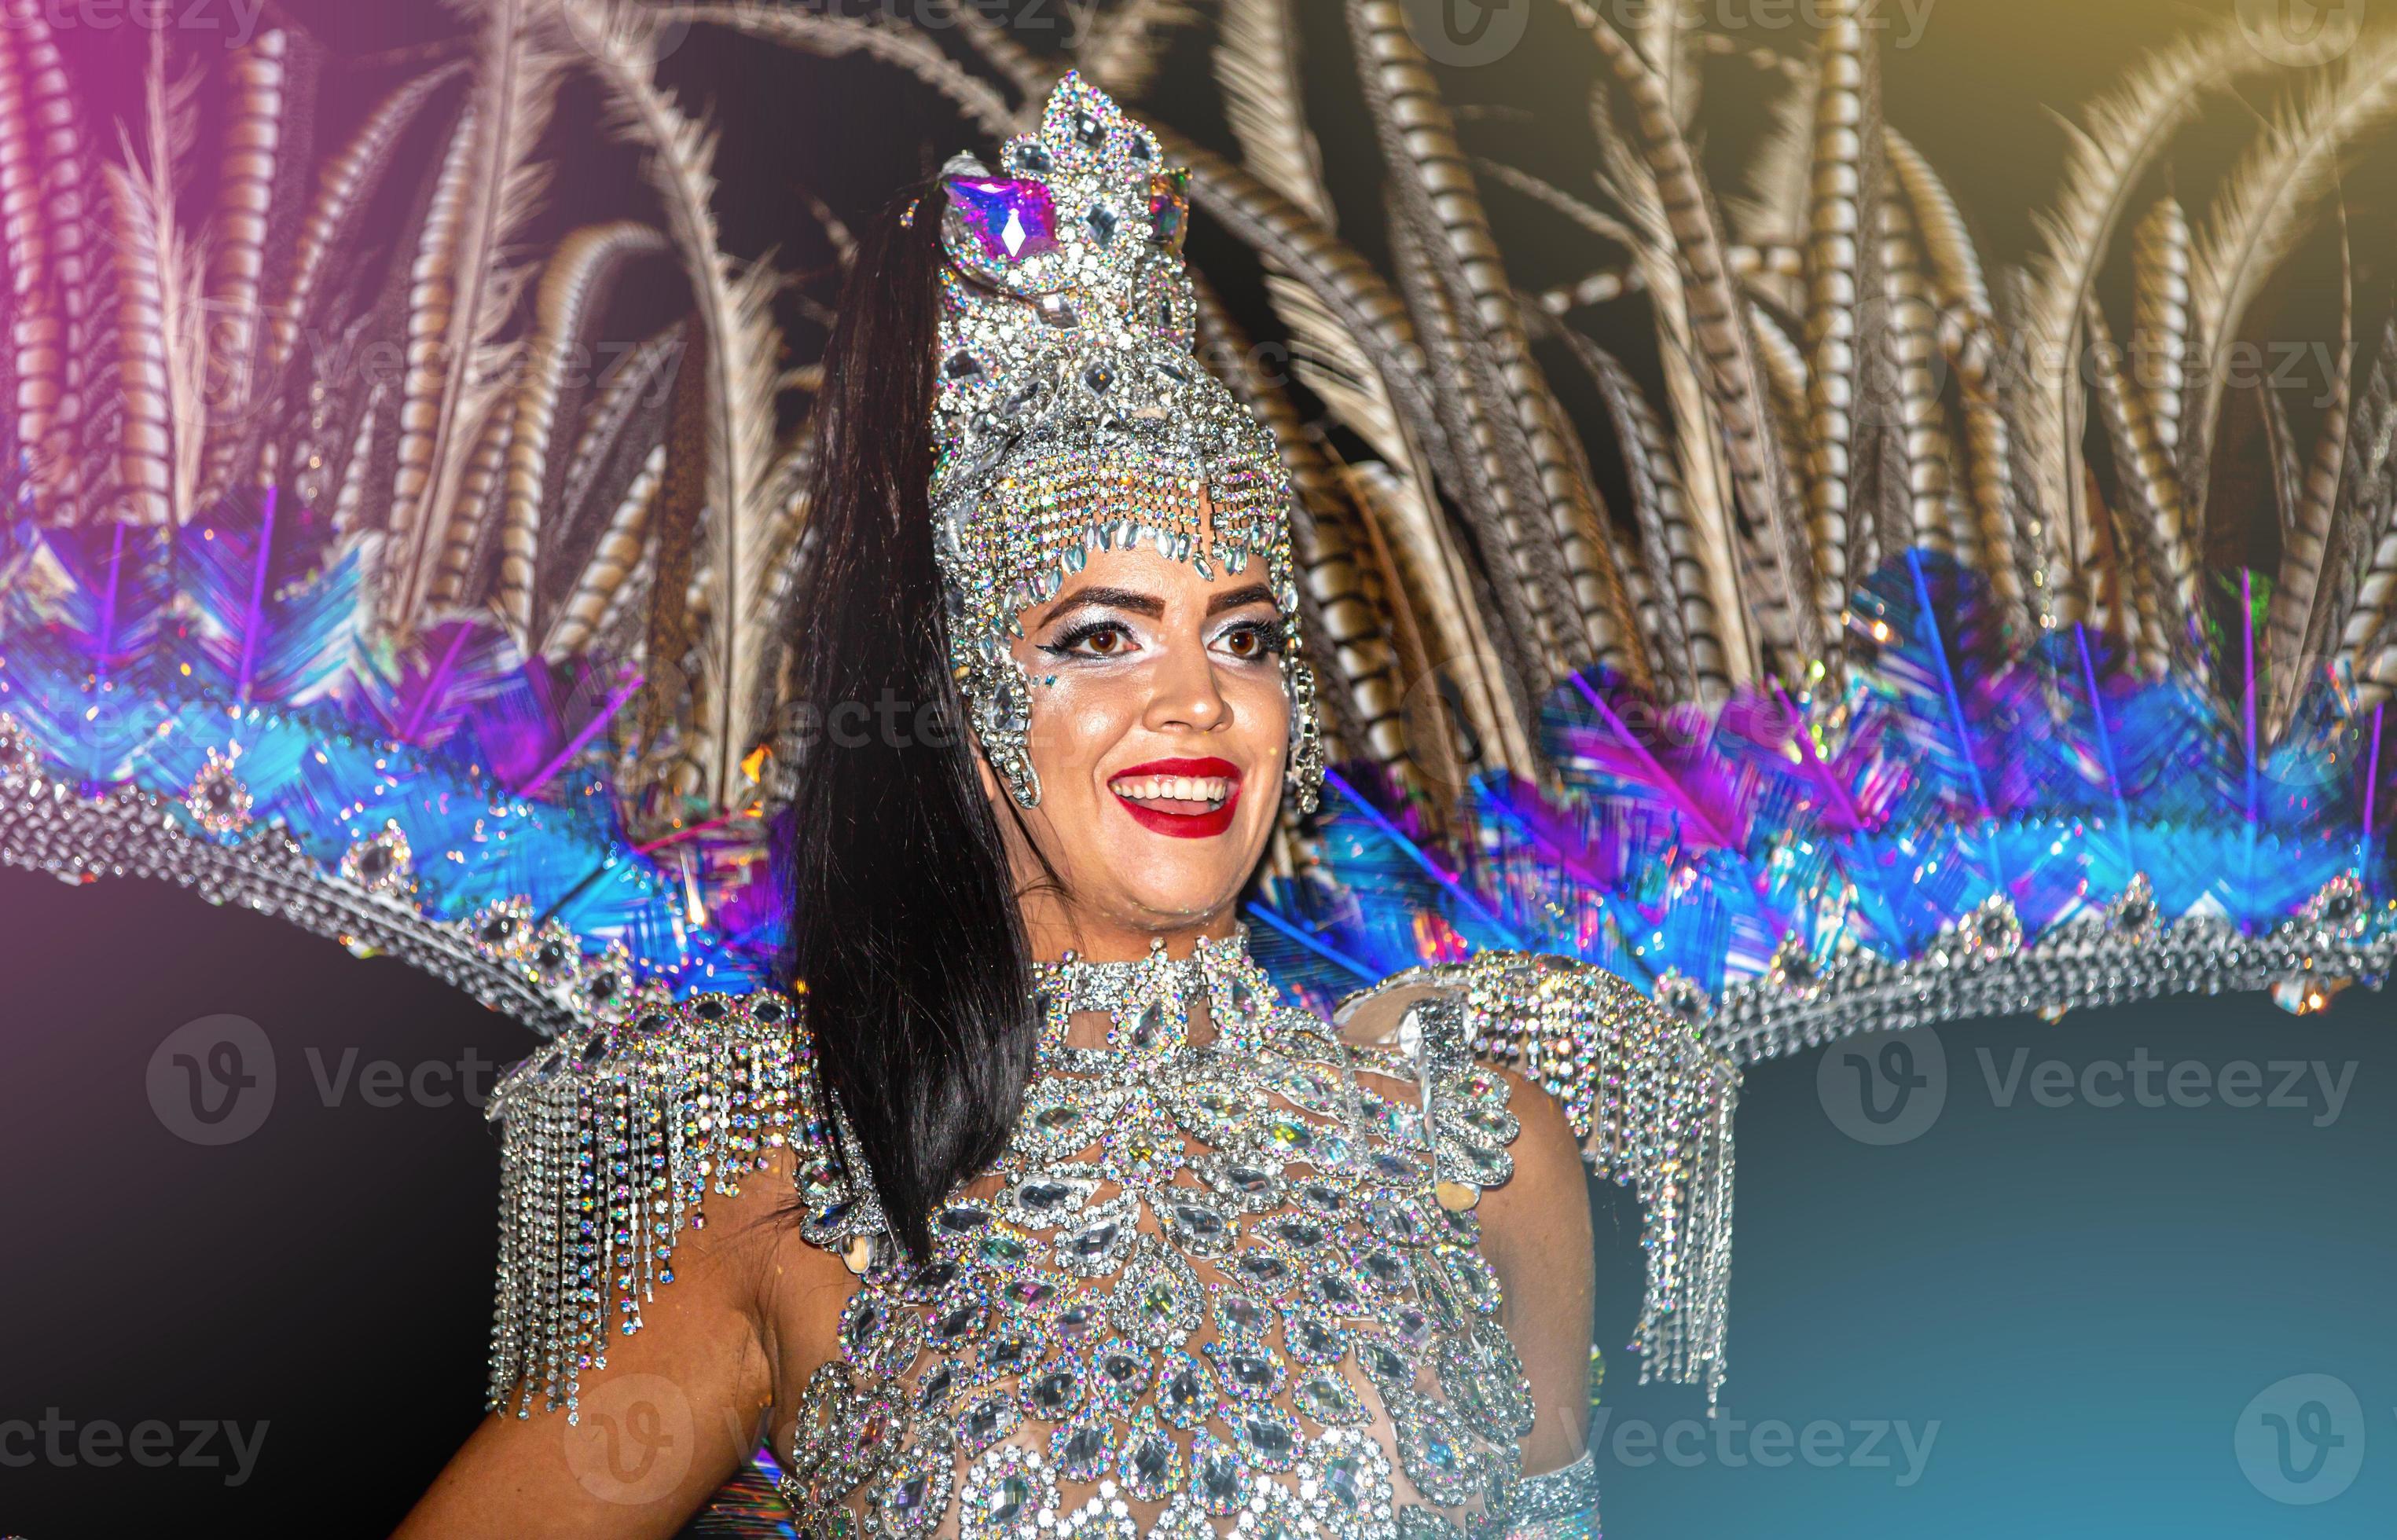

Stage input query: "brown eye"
[
  {"left": 1224, "top": 629, "right": 1259, "bottom": 658},
  {"left": 1085, "top": 627, "right": 1124, "bottom": 654}
]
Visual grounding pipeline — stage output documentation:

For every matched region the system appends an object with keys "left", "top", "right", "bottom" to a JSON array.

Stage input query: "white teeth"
[{"left": 1111, "top": 773, "right": 1232, "bottom": 807}]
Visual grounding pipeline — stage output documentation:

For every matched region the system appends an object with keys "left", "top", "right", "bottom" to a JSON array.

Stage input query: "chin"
[
  {"left": 1099, "top": 824, "right": 1266, "bottom": 927},
  {"left": 1110, "top": 863, "right": 1250, "bottom": 926}
]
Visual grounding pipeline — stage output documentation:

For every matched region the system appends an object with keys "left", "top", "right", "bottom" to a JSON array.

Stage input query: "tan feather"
[
  {"left": 1563, "top": 0, "right": 1822, "bottom": 668},
  {"left": 1881, "top": 130, "right": 2030, "bottom": 634},
  {"left": 1140, "top": 126, "right": 1474, "bottom": 511},
  {"left": 1639, "top": 0, "right": 1698, "bottom": 129},
  {"left": 384, "top": 0, "right": 563, "bottom": 631},
  {"left": 1595, "top": 97, "right": 1760, "bottom": 680},
  {"left": 1349, "top": 0, "right": 1639, "bottom": 685},
  {"left": 1706, "top": 34, "right": 2031, "bottom": 632},
  {"left": 1537, "top": 267, "right": 1639, "bottom": 316},
  {"left": 1474, "top": 158, "right": 1645, "bottom": 250},
  {"left": 332, "top": 378, "right": 391, "bottom": 536},
  {"left": 566, "top": 0, "right": 785, "bottom": 811},
  {"left": 1558, "top": 325, "right": 1731, "bottom": 701},
  {"left": 560, "top": 327, "right": 685, "bottom": 526},
  {"left": 1732, "top": 306, "right": 1806, "bottom": 658},
  {"left": 0, "top": 23, "right": 60, "bottom": 500},
  {"left": 260, "top": 64, "right": 468, "bottom": 390},
  {"left": 1215, "top": 0, "right": 1334, "bottom": 226},
  {"left": 1800, "top": 0, "right": 1881, "bottom": 655},
  {"left": 2018, "top": 20, "right": 2258, "bottom": 621},
  {"left": 934, "top": 0, "right": 1053, "bottom": 101},
  {"left": 2268, "top": 218, "right": 2355, "bottom": 729},
  {"left": 2129, "top": 196, "right": 2192, "bottom": 459},
  {"left": 690, "top": 0, "right": 1427, "bottom": 644},
  {"left": 1878, "top": 196, "right": 1958, "bottom": 561},
  {"left": 1472, "top": 156, "right": 1651, "bottom": 316},
  {"left": 2083, "top": 294, "right": 2190, "bottom": 672},
  {"left": 196, "top": 28, "right": 287, "bottom": 506},
  {"left": 1345, "top": 456, "right": 1536, "bottom": 776},
  {"left": 430, "top": 370, "right": 523, "bottom": 610},
  {"left": 8, "top": 0, "right": 96, "bottom": 508},
  {"left": 1382, "top": 192, "right": 1555, "bottom": 704},
  {"left": 490, "top": 221, "right": 672, "bottom": 632},
  {"left": 544, "top": 440, "right": 663, "bottom": 661},
  {"left": 1725, "top": 48, "right": 1815, "bottom": 310},
  {"left": 2184, "top": 31, "right": 2397, "bottom": 540},
  {"left": 2332, "top": 313, "right": 2397, "bottom": 678},
  {"left": 2259, "top": 372, "right": 2303, "bottom": 543},
  {"left": 1883, "top": 131, "right": 1990, "bottom": 321},
  {"left": 1213, "top": 0, "right": 1413, "bottom": 471},
  {"left": 104, "top": 35, "right": 208, "bottom": 526}
]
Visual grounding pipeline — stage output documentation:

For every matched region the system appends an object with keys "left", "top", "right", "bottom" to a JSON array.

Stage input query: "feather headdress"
[{"left": 2, "top": 0, "right": 2392, "bottom": 1142}]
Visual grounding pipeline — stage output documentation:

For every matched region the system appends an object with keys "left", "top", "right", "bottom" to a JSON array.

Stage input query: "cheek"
[
  {"left": 1022, "top": 669, "right": 1143, "bottom": 782},
  {"left": 1222, "top": 665, "right": 1292, "bottom": 749}
]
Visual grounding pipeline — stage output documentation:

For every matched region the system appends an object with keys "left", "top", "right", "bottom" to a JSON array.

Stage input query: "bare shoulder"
[{"left": 396, "top": 988, "right": 868, "bottom": 1537}]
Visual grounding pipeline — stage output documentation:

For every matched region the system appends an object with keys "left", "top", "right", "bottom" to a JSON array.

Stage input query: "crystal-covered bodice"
[
  {"left": 485, "top": 937, "right": 1731, "bottom": 1540},
  {"left": 775, "top": 934, "right": 1538, "bottom": 1540}
]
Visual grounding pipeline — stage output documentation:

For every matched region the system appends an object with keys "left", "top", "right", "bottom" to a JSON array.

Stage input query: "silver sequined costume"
[{"left": 484, "top": 933, "right": 1735, "bottom": 1540}]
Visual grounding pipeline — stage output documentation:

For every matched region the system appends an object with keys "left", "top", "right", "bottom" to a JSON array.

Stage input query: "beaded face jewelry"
[{"left": 926, "top": 73, "right": 1323, "bottom": 813}]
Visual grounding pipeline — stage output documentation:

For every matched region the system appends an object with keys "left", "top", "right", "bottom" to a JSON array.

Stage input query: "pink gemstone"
[{"left": 945, "top": 176, "right": 1060, "bottom": 264}]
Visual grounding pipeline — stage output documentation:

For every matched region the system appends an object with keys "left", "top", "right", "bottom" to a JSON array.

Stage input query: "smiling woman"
[{"left": 395, "top": 75, "right": 1734, "bottom": 1540}]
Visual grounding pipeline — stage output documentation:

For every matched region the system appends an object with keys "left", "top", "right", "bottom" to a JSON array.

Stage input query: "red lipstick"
[{"left": 1110, "top": 757, "right": 1243, "bottom": 839}]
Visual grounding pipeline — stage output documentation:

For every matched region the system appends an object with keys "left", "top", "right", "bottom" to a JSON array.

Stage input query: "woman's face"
[{"left": 989, "top": 534, "right": 1292, "bottom": 957}]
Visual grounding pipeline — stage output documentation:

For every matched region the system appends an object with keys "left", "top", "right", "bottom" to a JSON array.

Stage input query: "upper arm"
[
  {"left": 1340, "top": 966, "right": 1598, "bottom": 1473},
  {"left": 395, "top": 1152, "right": 809, "bottom": 1538},
  {"left": 396, "top": 988, "right": 863, "bottom": 1538},
  {"left": 1475, "top": 1067, "right": 1595, "bottom": 1478}
]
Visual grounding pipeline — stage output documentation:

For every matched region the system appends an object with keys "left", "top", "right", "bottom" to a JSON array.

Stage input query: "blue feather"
[{"left": 174, "top": 489, "right": 371, "bottom": 706}]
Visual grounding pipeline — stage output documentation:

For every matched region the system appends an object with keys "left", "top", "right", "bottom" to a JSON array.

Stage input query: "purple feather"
[{"left": 358, "top": 618, "right": 526, "bottom": 750}]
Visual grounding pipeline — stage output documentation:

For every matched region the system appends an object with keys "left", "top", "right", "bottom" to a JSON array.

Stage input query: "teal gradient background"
[{"left": 1588, "top": 990, "right": 2396, "bottom": 1534}]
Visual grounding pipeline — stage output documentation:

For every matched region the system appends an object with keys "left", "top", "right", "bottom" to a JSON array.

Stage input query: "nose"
[{"left": 1141, "top": 635, "right": 1232, "bottom": 735}]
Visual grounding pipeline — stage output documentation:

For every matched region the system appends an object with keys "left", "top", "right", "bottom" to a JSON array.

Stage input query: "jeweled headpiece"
[{"left": 926, "top": 73, "right": 1322, "bottom": 811}]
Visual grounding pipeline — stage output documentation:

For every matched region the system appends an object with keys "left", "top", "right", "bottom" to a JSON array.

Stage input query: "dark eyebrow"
[
  {"left": 1040, "top": 586, "right": 1165, "bottom": 626},
  {"left": 1206, "top": 583, "right": 1278, "bottom": 617}
]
